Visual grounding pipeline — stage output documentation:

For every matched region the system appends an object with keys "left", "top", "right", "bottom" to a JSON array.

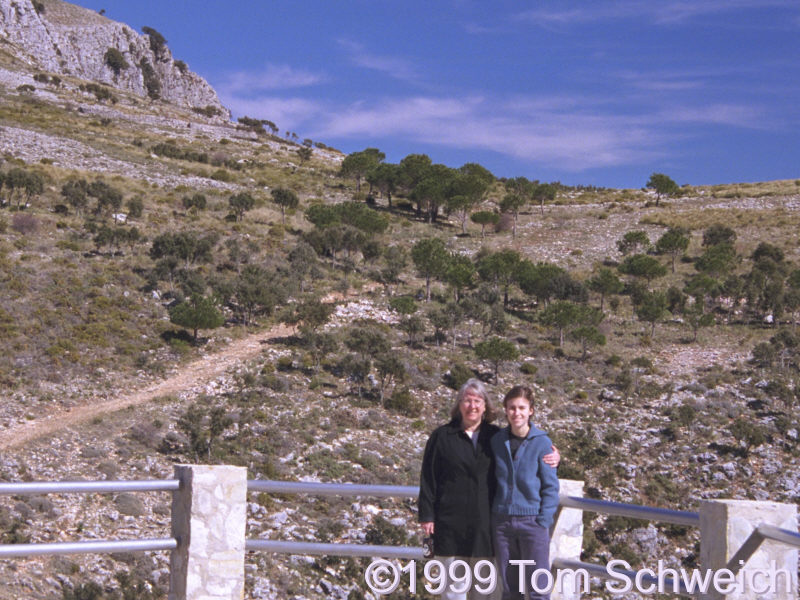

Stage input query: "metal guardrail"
[
  {"left": 0, "top": 538, "right": 178, "bottom": 558},
  {"left": 0, "top": 479, "right": 179, "bottom": 558},
  {"left": 246, "top": 480, "right": 419, "bottom": 558},
  {"left": 246, "top": 539, "right": 423, "bottom": 559},
  {"left": 247, "top": 480, "right": 418, "bottom": 499},
  {"left": 757, "top": 524, "right": 800, "bottom": 548},
  {"left": 247, "top": 482, "right": 700, "bottom": 526},
  {"left": 725, "top": 523, "right": 800, "bottom": 573},
  {"left": 3, "top": 476, "right": 798, "bottom": 579},
  {"left": 244, "top": 482, "right": 701, "bottom": 560},
  {"left": 0, "top": 480, "right": 180, "bottom": 495},
  {"left": 559, "top": 495, "right": 700, "bottom": 527}
]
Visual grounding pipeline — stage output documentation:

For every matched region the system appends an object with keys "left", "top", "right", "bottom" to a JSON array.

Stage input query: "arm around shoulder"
[{"left": 536, "top": 436, "right": 560, "bottom": 529}]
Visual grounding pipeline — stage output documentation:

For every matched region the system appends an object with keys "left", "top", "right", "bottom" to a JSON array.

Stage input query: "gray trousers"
[{"left": 493, "top": 515, "right": 551, "bottom": 600}]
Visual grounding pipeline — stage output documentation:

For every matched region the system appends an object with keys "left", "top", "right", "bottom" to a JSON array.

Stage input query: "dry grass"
[{"left": 696, "top": 179, "right": 800, "bottom": 198}]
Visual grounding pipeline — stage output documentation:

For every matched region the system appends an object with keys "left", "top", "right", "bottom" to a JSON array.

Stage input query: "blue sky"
[{"left": 73, "top": 1, "right": 799, "bottom": 188}]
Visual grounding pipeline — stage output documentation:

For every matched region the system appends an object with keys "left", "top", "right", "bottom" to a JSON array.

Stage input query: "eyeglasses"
[{"left": 460, "top": 396, "right": 485, "bottom": 406}]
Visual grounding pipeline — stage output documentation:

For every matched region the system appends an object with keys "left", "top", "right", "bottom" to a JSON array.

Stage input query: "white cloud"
[
  {"left": 337, "top": 39, "right": 420, "bottom": 83},
  {"left": 649, "top": 0, "right": 795, "bottom": 24},
  {"left": 656, "top": 104, "right": 765, "bottom": 127},
  {"left": 217, "top": 94, "right": 321, "bottom": 132},
  {"left": 308, "top": 93, "right": 766, "bottom": 171},
  {"left": 311, "top": 95, "right": 661, "bottom": 170},
  {"left": 213, "top": 74, "right": 769, "bottom": 170},
  {"left": 217, "top": 64, "right": 326, "bottom": 94},
  {"left": 213, "top": 64, "right": 326, "bottom": 130},
  {"left": 462, "top": 22, "right": 508, "bottom": 35},
  {"left": 516, "top": 1, "right": 796, "bottom": 26}
]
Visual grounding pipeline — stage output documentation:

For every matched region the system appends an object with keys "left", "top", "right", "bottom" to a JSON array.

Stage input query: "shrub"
[
  {"left": 643, "top": 472, "right": 680, "bottom": 503},
  {"left": 192, "top": 105, "right": 222, "bottom": 118},
  {"left": 103, "top": 47, "right": 129, "bottom": 75},
  {"left": 142, "top": 26, "right": 167, "bottom": 58},
  {"left": 61, "top": 581, "right": 103, "bottom": 600},
  {"left": 519, "top": 362, "right": 538, "bottom": 375},
  {"left": 11, "top": 213, "right": 38, "bottom": 235},
  {"left": 128, "top": 421, "right": 162, "bottom": 449},
  {"left": 16, "top": 84, "right": 35, "bottom": 93},
  {"left": 444, "top": 363, "right": 473, "bottom": 390},
  {"left": 388, "top": 296, "right": 416, "bottom": 315},
  {"left": 385, "top": 388, "right": 422, "bottom": 417},
  {"left": 631, "top": 356, "right": 654, "bottom": 372},
  {"left": 729, "top": 418, "right": 766, "bottom": 457},
  {"left": 671, "top": 404, "right": 696, "bottom": 427},
  {"left": 125, "top": 196, "right": 144, "bottom": 218},
  {"left": 211, "top": 169, "right": 232, "bottom": 182},
  {"left": 751, "top": 342, "right": 776, "bottom": 368},
  {"left": 151, "top": 142, "right": 208, "bottom": 163},
  {"left": 182, "top": 193, "right": 207, "bottom": 210},
  {"left": 79, "top": 83, "right": 116, "bottom": 103},
  {"left": 495, "top": 213, "right": 514, "bottom": 233},
  {"left": 365, "top": 516, "right": 409, "bottom": 546},
  {"left": 139, "top": 59, "right": 161, "bottom": 99},
  {"left": 764, "top": 380, "right": 794, "bottom": 407},
  {"left": 174, "top": 59, "right": 188, "bottom": 74},
  {"left": 276, "top": 356, "right": 294, "bottom": 371}
]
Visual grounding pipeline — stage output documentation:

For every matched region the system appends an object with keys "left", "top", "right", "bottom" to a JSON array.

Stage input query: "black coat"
[{"left": 418, "top": 420, "right": 499, "bottom": 557}]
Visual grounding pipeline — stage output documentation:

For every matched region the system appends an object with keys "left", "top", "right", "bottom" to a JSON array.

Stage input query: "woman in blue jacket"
[{"left": 491, "top": 385, "right": 559, "bottom": 600}]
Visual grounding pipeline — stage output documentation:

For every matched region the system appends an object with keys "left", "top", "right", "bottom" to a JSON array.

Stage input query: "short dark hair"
[{"left": 503, "top": 385, "right": 535, "bottom": 408}]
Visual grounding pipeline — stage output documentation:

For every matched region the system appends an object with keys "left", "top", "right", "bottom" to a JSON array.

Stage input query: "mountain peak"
[{"left": 0, "top": 0, "right": 230, "bottom": 118}]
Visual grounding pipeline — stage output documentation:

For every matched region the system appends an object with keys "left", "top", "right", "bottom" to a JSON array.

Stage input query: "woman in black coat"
[
  {"left": 419, "top": 378, "right": 499, "bottom": 557},
  {"left": 418, "top": 379, "right": 559, "bottom": 599}
]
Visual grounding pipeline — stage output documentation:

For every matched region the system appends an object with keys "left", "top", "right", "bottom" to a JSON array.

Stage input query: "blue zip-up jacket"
[{"left": 491, "top": 423, "right": 559, "bottom": 528}]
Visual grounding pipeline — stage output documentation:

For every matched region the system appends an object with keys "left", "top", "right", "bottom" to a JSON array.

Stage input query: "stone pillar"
[
  {"left": 699, "top": 499, "right": 797, "bottom": 600},
  {"left": 168, "top": 465, "right": 248, "bottom": 600},
  {"left": 551, "top": 479, "right": 585, "bottom": 600}
]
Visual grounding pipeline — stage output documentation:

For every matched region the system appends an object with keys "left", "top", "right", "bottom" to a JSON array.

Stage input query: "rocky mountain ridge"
[{"left": 0, "top": 0, "right": 228, "bottom": 117}]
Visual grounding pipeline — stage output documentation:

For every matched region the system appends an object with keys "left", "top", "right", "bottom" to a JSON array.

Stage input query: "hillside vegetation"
[{"left": 0, "top": 33, "right": 799, "bottom": 600}]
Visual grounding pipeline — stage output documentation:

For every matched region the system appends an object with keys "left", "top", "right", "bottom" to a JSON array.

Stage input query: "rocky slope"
[
  {"left": 0, "top": 4, "right": 797, "bottom": 597},
  {"left": 0, "top": 0, "right": 228, "bottom": 117}
]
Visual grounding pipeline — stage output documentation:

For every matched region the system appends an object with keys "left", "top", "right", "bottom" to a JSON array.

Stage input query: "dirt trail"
[{"left": 0, "top": 323, "right": 295, "bottom": 451}]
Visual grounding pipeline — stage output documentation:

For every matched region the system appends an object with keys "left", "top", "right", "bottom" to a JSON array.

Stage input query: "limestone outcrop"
[{"left": 0, "top": 0, "right": 229, "bottom": 117}]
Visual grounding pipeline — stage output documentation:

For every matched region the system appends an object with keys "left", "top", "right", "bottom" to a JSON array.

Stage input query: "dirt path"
[{"left": 0, "top": 323, "right": 296, "bottom": 451}]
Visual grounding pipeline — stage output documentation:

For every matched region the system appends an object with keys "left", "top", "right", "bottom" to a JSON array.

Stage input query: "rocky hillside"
[
  {"left": 0, "top": 3, "right": 798, "bottom": 599},
  {"left": 0, "top": 0, "right": 228, "bottom": 117}
]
